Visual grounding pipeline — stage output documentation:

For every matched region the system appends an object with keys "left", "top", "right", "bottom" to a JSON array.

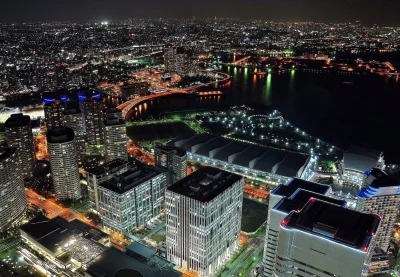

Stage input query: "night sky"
[{"left": 1, "top": 0, "right": 400, "bottom": 24}]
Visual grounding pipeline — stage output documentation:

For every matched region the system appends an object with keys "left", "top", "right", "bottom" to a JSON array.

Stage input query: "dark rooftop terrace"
[
  {"left": 167, "top": 167, "right": 242, "bottom": 202},
  {"left": 99, "top": 166, "right": 164, "bottom": 194},
  {"left": 285, "top": 199, "right": 380, "bottom": 250},
  {"left": 272, "top": 178, "right": 331, "bottom": 198},
  {"left": 274, "top": 189, "right": 346, "bottom": 214}
]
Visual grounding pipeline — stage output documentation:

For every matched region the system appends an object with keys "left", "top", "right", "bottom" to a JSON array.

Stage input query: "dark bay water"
[
  {"left": 131, "top": 67, "right": 400, "bottom": 162},
  {"left": 221, "top": 67, "right": 400, "bottom": 162}
]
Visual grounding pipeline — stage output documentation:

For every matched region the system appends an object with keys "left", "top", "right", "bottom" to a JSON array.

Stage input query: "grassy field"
[
  {"left": 150, "top": 234, "right": 165, "bottom": 244},
  {"left": 241, "top": 198, "right": 269, "bottom": 233}
]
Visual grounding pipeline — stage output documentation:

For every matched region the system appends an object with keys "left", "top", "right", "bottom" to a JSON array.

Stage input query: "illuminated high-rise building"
[
  {"left": 357, "top": 168, "right": 400, "bottom": 252},
  {"left": 97, "top": 166, "right": 167, "bottom": 233},
  {"left": 5, "top": 113, "right": 35, "bottom": 179},
  {"left": 82, "top": 98, "right": 104, "bottom": 146},
  {"left": 86, "top": 159, "right": 129, "bottom": 211},
  {"left": 154, "top": 145, "right": 187, "bottom": 185},
  {"left": 0, "top": 148, "right": 27, "bottom": 231},
  {"left": 44, "top": 99, "right": 64, "bottom": 130},
  {"left": 263, "top": 178, "right": 345, "bottom": 276},
  {"left": 164, "top": 47, "right": 199, "bottom": 76},
  {"left": 64, "top": 107, "right": 86, "bottom": 164},
  {"left": 166, "top": 167, "right": 243, "bottom": 277},
  {"left": 273, "top": 199, "right": 380, "bottom": 277},
  {"left": 47, "top": 127, "right": 81, "bottom": 200},
  {"left": 104, "top": 118, "right": 128, "bottom": 162}
]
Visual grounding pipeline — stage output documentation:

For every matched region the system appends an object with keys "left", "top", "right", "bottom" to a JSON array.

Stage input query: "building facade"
[
  {"left": 263, "top": 179, "right": 344, "bottom": 276},
  {"left": 47, "top": 127, "right": 81, "bottom": 200},
  {"left": 63, "top": 108, "right": 86, "bottom": 164},
  {"left": 154, "top": 145, "right": 187, "bottom": 185},
  {"left": 356, "top": 168, "right": 400, "bottom": 252},
  {"left": 44, "top": 100, "right": 65, "bottom": 130},
  {"left": 86, "top": 159, "right": 130, "bottom": 211},
  {"left": 83, "top": 98, "right": 104, "bottom": 146},
  {"left": 0, "top": 148, "right": 27, "bottom": 231},
  {"left": 97, "top": 167, "right": 167, "bottom": 233},
  {"left": 5, "top": 113, "right": 36, "bottom": 179},
  {"left": 164, "top": 47, "right": 199, "bottom": 76},
  {"left": 165, "top": 167, "right": 243, "bottom": 277},
  {"left": 274, "top": 199, "right": 380, "bottom": 277},
  {"left": 104, "top": 118, "right": 128, "bottom": 162}
]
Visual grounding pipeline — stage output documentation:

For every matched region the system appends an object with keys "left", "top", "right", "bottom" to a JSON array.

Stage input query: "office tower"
[
  {"left": 274, "top": 199, "right": 380, "bottom": 277},
  {"left": 166, "top": 167, "right": 244, "bottom": 277},
  {"left": 97, "top": 167, "right": 167, "bottom": 233},
  {"left": 357, "top": 168, "right": 400, "bottom": 252},
  {"left": 263, "top": 178, "right": 346, "bottom": 276},
  {"left": 104, "top": 118, "right": 128, "bottom": 162},
  {"left": 0, "top": 148, "right": 27, "bottom": 231},
  {"left": 5, "top": 113, "right": 35, "bottom": 179},
  {"left": 154, "top": 145, "right": 187, "bottom": 185},
  {"left": 86, "top": 159, "right": 129, "bottom": 211},
  {"left": 47, "top": 127, "right": 81, "bottom": 200},
  {"left": 64, "top": 108, "right": 86, "bottom": 164},
  {"left": 82, "top": 98, "right": 104, "bottom": 146},
  {"left": 44, "top": 100, "right": 64, "bottom": 130}
]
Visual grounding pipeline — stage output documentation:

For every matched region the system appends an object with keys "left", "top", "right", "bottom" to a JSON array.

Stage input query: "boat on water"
[{"left": 250, "top": 71, "right": 267, "bottom": 75}]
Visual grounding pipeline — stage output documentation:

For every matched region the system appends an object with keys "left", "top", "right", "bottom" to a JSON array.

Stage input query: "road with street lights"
[{"left": 221, "top": 236, "right": 264, "bottom": 277}]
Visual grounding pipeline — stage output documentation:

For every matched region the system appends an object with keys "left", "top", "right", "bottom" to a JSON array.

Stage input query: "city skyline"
[
  {"left": 0, "top": 6, "right": 399, "bottom": 277},
  {"left": 1, "top": 0, "right": 400, "bottom": 25}
]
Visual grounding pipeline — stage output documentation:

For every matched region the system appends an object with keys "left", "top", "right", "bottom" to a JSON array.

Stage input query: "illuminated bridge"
[{"left": 117, "top": 71, "right": 230, "bottom": 120}]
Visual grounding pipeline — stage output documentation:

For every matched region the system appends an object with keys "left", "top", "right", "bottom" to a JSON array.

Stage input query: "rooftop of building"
[
  {"left": 83, "top": 97, "right": 103, "bottom": 104},
  {"left": 126, "top": 242, "right": 156, "bottom": 259},
  {"left": 274, "top": 188, "right": 347, "bottom": 214},
  {"left": 284, "top": 199, "right": 380, "bottom": 250},
  {"left": 20, "top": 215, "right": 107, "bottom": 259},
  {"left": 106, "top": 107, "right": 121, "bottom": 114},
  {"left": 5, "top": 113, "right": 31, "bottom": 128},
  {"left": 167, "top": 167, "right": 242, "bottom": 202},
  {"left": 46, "top": 126, "right": 74, "bottom": 143},
  {"left": 103, "top": 118, "right": 125, "bottom": 126},
  {"left": 272, "top": 178, "right": 332, "bottom": 198},
  {"left": 368, "top": 168, "right": 400, "bottom": 188},
  {"left": 344, "top": 145, "right": 383, "bottom": 173},
  {"left": 0, "top": 147, "right": 17, "bottom": 162},
  {"left": 86, "top": 247, "right": 181, "bottom": 277},
  {"left": 86, "top": 159, "right": 129, "bottom": 176},
  {"left": 345, "top": 145, "right": 383, "bottom": 160},
  {"left": 169, "top": 133, "right": 310, "bottom": 178},
  {"left": 358, "top": 168, "right": 400, "bottom": 197},
  {"left": 155, "top": 145, "right": 186, "bottom": 157},
  {"left": 63, "top": 107, "right": 82, "bottom": 115},
  {"left": 99, "top": 166, "right": 163, "bottom": 194}
]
